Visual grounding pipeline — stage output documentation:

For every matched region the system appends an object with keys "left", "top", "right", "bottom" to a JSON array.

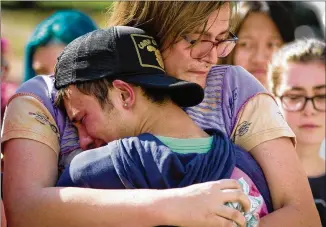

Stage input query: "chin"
[
  {"left": 183, "top": 73, "right": 207, "bottom": 88},
  {"left": 297, "top": 136, "right": 325, "bottom": 145},
  {"left": 196, "top": 77, "right": 207, "bottom": 88}
]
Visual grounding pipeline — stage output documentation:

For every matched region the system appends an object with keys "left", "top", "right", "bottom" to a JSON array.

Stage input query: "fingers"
[
  {"left": 214, "top": 204, "right": 247, "bottom": 227},
  {"left": 221, "top": 189, "right": 251, "bottom": 213},
  {"left": 212, "top": 179, "right": 242, "bottom": 190},
  {"left": 209, "top": 213, "right": 246, "bottom": 227}
]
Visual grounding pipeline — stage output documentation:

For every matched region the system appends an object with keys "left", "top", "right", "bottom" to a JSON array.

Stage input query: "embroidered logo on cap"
[{"left": 130, "top": 34, "right": 165, "bottom": 72}]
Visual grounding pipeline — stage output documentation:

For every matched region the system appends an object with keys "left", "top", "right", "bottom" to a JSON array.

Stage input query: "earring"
[{"left": 123, "top": 103, "right": 128, "bottom": 107}]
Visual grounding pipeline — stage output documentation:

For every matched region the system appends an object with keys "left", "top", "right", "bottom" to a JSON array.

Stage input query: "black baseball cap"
[{"left": 54, "top": 26, "right": 204, "bottom": 107}]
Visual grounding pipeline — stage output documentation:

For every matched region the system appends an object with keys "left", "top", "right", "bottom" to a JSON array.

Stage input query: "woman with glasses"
[
  {"left": 269, "top": 38, "right": 326, "bottom": 226},
  {"left": 1, "top": 2, "right": 319, "bottom": 226},
  {"left": 109, "top": 2, "right": 319, "bottom": 226}
]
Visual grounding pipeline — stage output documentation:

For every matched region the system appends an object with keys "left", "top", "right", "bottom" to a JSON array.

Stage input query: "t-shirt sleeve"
[
  {"left": 56, "top": 141, "right": 124, "bottom": 189},
  {"left": 231, "top": 94, "right": 296, "bottom": 151},
  {"left": 1, "top": 95, "right": 60, "bottom": 156}
]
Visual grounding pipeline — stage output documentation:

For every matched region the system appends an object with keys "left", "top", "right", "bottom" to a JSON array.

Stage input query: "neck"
[
  {"left": 296, "top": 142, "right": 325, "bottom": 177},
  {"left": 135, "top": 101, "right": 209, "bottom": 139}
]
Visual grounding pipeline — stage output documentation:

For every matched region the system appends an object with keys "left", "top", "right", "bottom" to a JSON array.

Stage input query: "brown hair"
[
  {"left": 108, "top": 1, "right": 237, "bottom": 50},
  {"left": 55, "top": 78, "right": 170, "bottom": 110},
  {"left": 221, "top": 1, "right": 295, "bottom": 65},
  {"left": 54, "top": 78, "right": 114, "bottom": 110},
  {"left": 268, "top": 38, "right": 326, "bottom": 96}
]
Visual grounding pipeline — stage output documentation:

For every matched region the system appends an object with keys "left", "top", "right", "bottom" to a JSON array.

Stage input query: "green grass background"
[{"left": 1, "top": 1, "right": 113, "bottom": 83}]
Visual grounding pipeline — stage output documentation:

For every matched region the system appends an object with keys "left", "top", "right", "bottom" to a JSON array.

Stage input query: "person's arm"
[
  {"left": 3, "top": 138, "right": 250, "bottom": 227},
  {"left": 2, "top": 96, "right": 250, "bottom": 227},
  {"left": 251, "top": 137, "right": 321, "bottom": 227},
  {"left": 232, "top": 94, "right": 321, "bottom": 226}
]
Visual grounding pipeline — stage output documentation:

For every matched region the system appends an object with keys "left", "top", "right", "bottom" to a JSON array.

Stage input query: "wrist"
[{"left": 138, "top": 188, "right": 182, "bottom": 226}]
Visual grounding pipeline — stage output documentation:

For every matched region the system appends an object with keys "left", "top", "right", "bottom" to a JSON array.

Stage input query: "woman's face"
[
  {"left": 233, "top": 12, "right": 283, "bottom": 87},
  {"left": 280, "top": 62, "right": 325, "bottom": 145},
  {"left": 33, "top": 44, "right": 66, "bottom": 76},
  {"left": 161, "top": 3, "right": 231, "bottom": 88}
]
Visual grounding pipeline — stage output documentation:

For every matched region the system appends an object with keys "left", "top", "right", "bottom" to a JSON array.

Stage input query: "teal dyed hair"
[{"left": 24, "top": 10, "right": 97, "bottom": 82}]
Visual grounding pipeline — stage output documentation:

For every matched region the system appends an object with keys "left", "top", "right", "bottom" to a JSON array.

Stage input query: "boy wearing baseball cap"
[{"left": 55, "top": 26, "right": 271, "bottom": 225}]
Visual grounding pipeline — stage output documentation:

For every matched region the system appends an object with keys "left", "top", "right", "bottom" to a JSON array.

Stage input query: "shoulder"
[
  {"left": 71, "top": 135, "right": 158, "bottom": 164},
  {"left": 11, "top": 75, "right": 59, "bottom": 112},
  {"left": 210, "top": 65, "right": 267, "bottom": 92},
  {"left": 118, "top": 134, "right": 159, "bottom": 151},
  {"left": 16, "top": 75, "right": 56, "bottom": 100}
]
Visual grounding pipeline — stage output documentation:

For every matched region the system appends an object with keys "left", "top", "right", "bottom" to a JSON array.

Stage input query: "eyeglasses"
[
  {"left": 280, "top": 95, "right": 326, "bottom": 112},
  {"left": 183, "top": 31, "right": 238, "bottom": 59}
]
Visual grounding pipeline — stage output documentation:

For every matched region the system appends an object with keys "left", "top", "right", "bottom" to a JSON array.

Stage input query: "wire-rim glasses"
[{"left": 183, "top": 31, "right": 238, "bottom": 59}]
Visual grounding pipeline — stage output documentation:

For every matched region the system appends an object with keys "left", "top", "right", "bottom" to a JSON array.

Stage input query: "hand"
[{"left": 169, "top": 179, "right": 250, "bottom": 227}]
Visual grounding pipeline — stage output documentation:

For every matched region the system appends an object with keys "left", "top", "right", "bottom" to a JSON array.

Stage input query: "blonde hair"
[
  {"left": 108, "top": 1, "right": 237, "bottom": 50},
  {"left": 268, "top": 38, "right": 326, "bottom": 96}
]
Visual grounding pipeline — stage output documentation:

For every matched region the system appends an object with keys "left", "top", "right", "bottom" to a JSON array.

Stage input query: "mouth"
[
  {"left": 299, "top": 124, "right": 320, "bottom": 129},
  {"left": 188, "top": 70, "right": 209, "bottom": 77},
  {"left": 251, "top": 69, "right": 266, "bottom": 76}
]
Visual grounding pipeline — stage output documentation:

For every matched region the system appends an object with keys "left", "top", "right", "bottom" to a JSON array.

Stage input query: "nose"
[
  {"left": 77, "top": 125, "right": 96, "bottom": 151},
  {"left": 302, "top": 99, "right": 317, "bottom": 116},
  {"left": 201, "top": 45, "right": 218, "bottom": 65},
  {"left": 251, "top": 44, "right": 270, "bottom": 65}
]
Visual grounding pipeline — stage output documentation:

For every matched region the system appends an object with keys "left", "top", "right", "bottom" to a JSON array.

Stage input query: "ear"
[{"left": 112, "top": 80, "right": 135, "bottom": 108}]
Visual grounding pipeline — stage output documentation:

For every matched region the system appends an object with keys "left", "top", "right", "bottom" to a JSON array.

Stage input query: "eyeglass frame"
[
  {"left": 183, "top": 31, "right": 238, "bottom": 59},
  {"left": 279, "top": 95, "right": 326, "bottom": 112}
]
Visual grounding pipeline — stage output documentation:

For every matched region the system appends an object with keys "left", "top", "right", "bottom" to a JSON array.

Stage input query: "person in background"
[
  {"left": 222, "top": 1, "right": 295, "bottom": 88},
  {"left": 284, "top": 2, "right": 325, "bottom": 40},
  {"left": 1, "top": 38, "right": 10, "bottom": 227},
  {"left": 1, "top": 38, "right": 18, "bottom": 125},
  {"left": 23, "top": 10, "right": 97, "bottom": 82},
  {"left": 268, "top": 38, "right": 326, "bottom": 226}
]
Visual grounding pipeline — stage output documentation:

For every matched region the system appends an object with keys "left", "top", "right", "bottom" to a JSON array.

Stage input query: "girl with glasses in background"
[{"left": 269, "top": 38, "right": 326, "bottom": 226}]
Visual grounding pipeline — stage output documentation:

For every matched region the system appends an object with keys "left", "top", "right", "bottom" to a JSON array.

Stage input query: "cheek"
[
  {"left": 233, "top": 48, "right": 250, "bottom": 67},
  {"left": 84, "top": 115, "right": 105, "bottom": 137},
  {"left": 318, "top": 113, "right": 326, "bottom": 128},
  {"left": 283, "top": 112, "right": 299, "bottom": 129},
  {"left": 162, "top": 46, "right": 190, "bottom": 77}
]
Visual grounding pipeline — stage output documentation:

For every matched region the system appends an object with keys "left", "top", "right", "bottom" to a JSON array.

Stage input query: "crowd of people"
[{"left": 1, "top": 1, "right": 325, "bottom": 227}]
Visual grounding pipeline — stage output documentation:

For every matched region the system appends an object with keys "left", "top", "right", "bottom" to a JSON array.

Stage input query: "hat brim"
[{"left": 122, "top": 73, "right": 204, "bottom": 107}]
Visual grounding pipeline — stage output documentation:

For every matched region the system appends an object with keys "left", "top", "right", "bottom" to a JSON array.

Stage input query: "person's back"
[{"left": 58, "top": 129, "right": 272, "bottom": 221}]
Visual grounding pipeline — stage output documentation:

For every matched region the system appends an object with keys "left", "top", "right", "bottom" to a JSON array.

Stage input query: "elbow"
[
  {"left": 285, "top": 200, "right": 322, "bottom": 227},
  {"left": 298, "top": 197, "right": 321, "bottom": 226},
  {"left": 4, "top": 190, "right": 45, "bottom": 227},
  {"left": 5, "top": 203, "right": 35, "bottom": 227},
  {"left": 306, "top": 204, "right": 322, "bottom": 227}
]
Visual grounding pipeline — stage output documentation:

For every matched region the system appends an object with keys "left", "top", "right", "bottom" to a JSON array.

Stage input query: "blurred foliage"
[
  {"left": 1, "top": 1, "right": 113, "bottom": 83},
  {"left": 1, "top": 1, "right": 113, "bottom": 11}
]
